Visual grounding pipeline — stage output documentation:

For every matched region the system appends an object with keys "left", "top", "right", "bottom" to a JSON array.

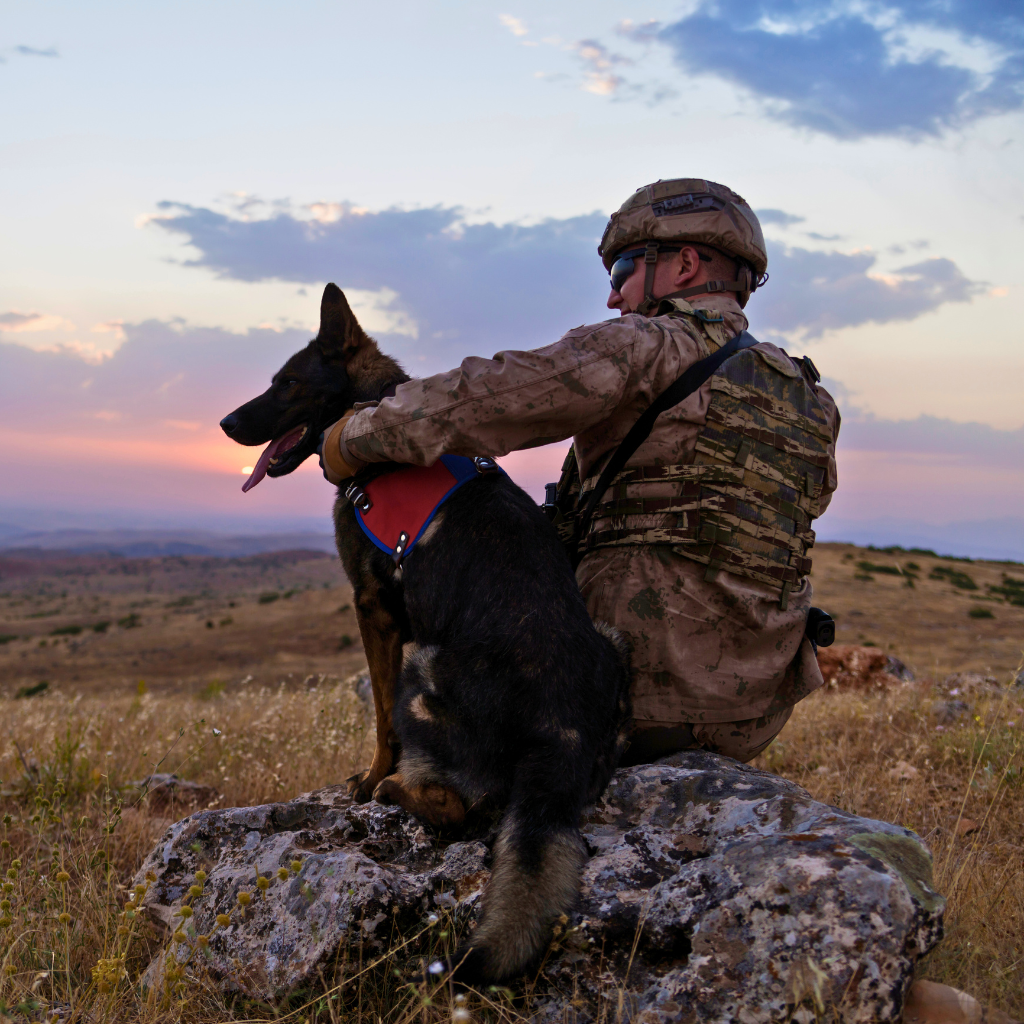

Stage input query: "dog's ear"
[{"left": 316, "top": 283, "right": 370, "bottom": 360}]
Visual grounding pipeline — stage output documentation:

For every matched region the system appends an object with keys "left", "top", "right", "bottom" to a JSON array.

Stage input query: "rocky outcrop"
[
  {"left": 817, "top": 644, "right": 914, "bottom": 691},
  {"left": 135, "top": 751, "right": 944, "bottom": 1022}
]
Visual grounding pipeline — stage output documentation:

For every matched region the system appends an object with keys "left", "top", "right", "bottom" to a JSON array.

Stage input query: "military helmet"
[{"left": 599, "top": 179, "right": 768, "bottom": 310}]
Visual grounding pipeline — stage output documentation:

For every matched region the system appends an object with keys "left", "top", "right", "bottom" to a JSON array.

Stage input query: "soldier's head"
[{"left": 599, "top": 179, "right": 767, "bottom": 316}]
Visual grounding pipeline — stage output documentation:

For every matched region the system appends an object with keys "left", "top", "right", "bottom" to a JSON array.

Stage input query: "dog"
[{"left": 220, "top": 283, "right": 631, "bottom": 982}]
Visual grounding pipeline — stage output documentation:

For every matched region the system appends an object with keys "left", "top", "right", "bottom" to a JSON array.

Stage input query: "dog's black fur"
[{"left": 221, "top": 284, "right": 631, "bottom": 982}]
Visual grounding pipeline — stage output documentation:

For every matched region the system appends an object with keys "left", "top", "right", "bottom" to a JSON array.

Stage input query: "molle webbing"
[{"left": 578, "top": 347, "right": 832, "bottom": 592}]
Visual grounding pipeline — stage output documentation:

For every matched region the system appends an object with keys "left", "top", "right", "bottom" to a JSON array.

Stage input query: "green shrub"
[
  {"left": 50, "top": 624, "right": 83, "bottom": 636},
  {"left": 258, "top": 591, "right": 280, "bottom": 604},
  {"left": 15, "top": 680, "right": 49, "bottom": 699},
  {"left": 988, "top": 576, "right": 1024, "bottom": 606},
  {"left": 930, "top": 566, "right": 978, "bottom": 590},
  {"left": 968, "top": 607, "right": 995, "bottom": 619},
  {"left": 857, "top": 560, "right": 903, "bottom": 576}
]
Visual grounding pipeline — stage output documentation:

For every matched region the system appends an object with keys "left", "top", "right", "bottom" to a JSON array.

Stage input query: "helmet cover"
[{"left": 599, "top": 179, "right": 768, "bottom": 287}]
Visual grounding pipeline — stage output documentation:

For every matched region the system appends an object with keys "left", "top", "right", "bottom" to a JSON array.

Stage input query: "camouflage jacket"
[{"left": 342, "top": 296, "right": 840, "bottom": 725}]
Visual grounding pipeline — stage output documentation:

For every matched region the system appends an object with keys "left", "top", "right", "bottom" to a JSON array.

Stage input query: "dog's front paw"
[
  {"left": 345, "top": 769, "right": 379, "bottom": 803},
  {"left": 371, "top": 776, "right": 403, "bottom": 806}
]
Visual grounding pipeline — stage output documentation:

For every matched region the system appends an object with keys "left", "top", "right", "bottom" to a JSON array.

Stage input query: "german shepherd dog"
[{"left": 220, "top": 284, "right": 631, "bottom": 982}]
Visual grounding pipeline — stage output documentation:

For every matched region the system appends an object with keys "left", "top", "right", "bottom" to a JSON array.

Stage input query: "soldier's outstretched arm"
[{"left": 339, "top": 319, "right": 641, "bottom": 468}]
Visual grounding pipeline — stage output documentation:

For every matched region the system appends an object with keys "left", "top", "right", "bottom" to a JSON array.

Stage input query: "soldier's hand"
[{"left": 318, "top": 411, "right": 360, "bottom": 484}]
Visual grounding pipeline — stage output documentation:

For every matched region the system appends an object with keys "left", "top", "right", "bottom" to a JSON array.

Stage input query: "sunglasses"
[{"left": 608, "top": 245, "right": 710, "bottom": 293}]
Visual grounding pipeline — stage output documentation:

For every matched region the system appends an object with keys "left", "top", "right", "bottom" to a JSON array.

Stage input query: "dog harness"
[{"left": 346, "top": 455, "right": 503, "bottom": 565}]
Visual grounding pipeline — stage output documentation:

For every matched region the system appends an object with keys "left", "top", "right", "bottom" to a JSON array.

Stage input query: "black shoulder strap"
[{"left": 569, "top": 329, "right": 759, "bottom": 569}]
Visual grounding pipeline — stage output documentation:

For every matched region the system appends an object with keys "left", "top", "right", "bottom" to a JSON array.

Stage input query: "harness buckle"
[
  {"left": 473, "top": 456, "right": 498, "bottom": 474},
  {"left": 344, "top": 481, "right": 373, "bottom": 512},
  {"left": 392, "top": 531, "right": 410, "bottom": 566}
]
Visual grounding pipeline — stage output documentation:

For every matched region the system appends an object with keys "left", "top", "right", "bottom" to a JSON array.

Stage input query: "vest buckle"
[{"left": 473, "top": 456, "right": 498, "bottom": 474}]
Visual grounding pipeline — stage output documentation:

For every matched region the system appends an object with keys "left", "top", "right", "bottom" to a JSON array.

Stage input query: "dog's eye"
[{"left": 281, "top": 378, "right": 298, "bottom": 387}]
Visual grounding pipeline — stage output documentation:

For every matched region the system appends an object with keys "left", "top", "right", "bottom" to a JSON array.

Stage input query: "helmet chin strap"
[{"left": 633, "top": 242, "right": 756, "bottom": 316}]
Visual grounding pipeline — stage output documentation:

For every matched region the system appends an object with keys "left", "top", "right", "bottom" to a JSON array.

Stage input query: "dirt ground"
[
  {"left": 1, "top": 542, "right": 1021, "bottom": 699},
  {"left": 0, "top": 548, "right": 367, "bottom": 697}
]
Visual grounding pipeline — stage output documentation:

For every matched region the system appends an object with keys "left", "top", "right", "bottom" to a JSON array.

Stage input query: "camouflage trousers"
[{"left": 618, "top": 705, "right": 794, "bottom": 766}]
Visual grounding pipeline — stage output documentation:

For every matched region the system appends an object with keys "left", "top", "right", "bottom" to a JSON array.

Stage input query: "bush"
[
  {"left": 930, "top": 566, "right": 978, "bottom": 590},
  {"left": 15, "top": 680, "right": 49, "bottom": 698},
  {"left": 258, "top": 591, "right": 280, "bottom": 604},
  {"left": 50, "top": 624, "right": 83, "bottom": 636},
  {"left": 857, "top": 560, "right": 903, "bottom": 576},
  {"left": 969, "top": 607, "right": 995, "bottom": 619},
  {"left": 988, "top": 576, "right": 1024, "bottom": 607}
]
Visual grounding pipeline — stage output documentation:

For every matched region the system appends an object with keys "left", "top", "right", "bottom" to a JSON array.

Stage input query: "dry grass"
[{"left": 1, "top": 664, "right": 1022, "bottom": 1021}]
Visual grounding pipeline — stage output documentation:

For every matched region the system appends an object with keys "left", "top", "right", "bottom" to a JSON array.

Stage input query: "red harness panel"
[{"left": 350, "top": 455, "right": 496, "bottom": 563}]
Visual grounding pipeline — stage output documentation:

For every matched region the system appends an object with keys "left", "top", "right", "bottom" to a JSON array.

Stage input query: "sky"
[{"left": 2, "top": 0, "right": 1023, "bottom": 557}]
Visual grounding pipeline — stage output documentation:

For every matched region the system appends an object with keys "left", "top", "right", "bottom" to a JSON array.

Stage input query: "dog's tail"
[{"left": 452, "top": 766, "right": 587, "bottom": 983}]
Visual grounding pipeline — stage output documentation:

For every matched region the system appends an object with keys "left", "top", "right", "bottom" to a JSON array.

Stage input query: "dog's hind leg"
[{"left": 346, "top": 584, "right": 405, "bottom": 803}]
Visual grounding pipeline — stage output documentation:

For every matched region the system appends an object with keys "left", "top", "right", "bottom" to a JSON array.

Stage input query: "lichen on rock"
[{"left": 135, "top": 751, "right": 943, "bottom": 1022}]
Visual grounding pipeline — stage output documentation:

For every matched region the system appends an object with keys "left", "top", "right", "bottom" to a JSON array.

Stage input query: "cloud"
[
  {"left": 148, "top": 198, "right": 612, "bottom": 368},
  {"left": 498, "top": 14, "right": 529, "bottom": 38},
  {"left": 14, "top": 45, "right": 59, "bottom": 58},
  {"left": 148, "top": 196, "right": 984, "bottom": 352},
  {"left": 0, "top": 311, "right": 74, "bottom": 333},
  {"left": 756, "top": 208, "right": 805, "bottom": 227},
  {"left": 839, "top": 410, "right": 1024, "bottom": 468},
  {"left": 753, "top": 246, "right": 984, "bottom": 338},
  {"left": 573, "top": 40, "right": 631, "bottom": 96},
  {"left": 635, "top": 1, "right": 1024, "bottom": 138}
]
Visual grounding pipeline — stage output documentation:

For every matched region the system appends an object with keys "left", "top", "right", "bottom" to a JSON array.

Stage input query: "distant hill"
[{"left": 0, "top": 528, "right": 337, "bottom": 559}]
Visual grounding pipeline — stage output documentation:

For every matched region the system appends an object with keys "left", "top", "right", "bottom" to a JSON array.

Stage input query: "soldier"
[{"left": 319, "top": 178, "right": 840, "bottom": 766}]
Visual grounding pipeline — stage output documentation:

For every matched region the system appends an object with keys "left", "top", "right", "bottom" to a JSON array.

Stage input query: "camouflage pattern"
[
  {"left": 341, "top": 294, "right": 840, "bottom": 725},
  {"left": 624, "top": 705, "right": 794, "bottom": 765},
  {"left": 577, "top": 325, "right": 833, "bottom": 608},
  {"left": 599, "top": 179, "right": 768, "bottom": 305}
]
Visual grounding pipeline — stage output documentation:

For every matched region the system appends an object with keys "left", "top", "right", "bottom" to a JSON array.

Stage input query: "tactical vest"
[{"left": 555, "top": 316, "right": 832, "bottom": 609}]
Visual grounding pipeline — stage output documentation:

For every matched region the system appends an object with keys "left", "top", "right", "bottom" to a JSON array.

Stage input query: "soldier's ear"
[{"left": 316, "top": 283, "right": 371, "bottom": 361}]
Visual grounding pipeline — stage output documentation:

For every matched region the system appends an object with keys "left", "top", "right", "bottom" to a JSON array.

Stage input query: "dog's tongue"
[{"left": 241, "top": 425, "right": 307, "bottom": 493}]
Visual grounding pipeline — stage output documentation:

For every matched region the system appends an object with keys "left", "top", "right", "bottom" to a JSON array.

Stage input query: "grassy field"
[{"left": 0, "top": 543, "right": 1021, "bottom": 1021}]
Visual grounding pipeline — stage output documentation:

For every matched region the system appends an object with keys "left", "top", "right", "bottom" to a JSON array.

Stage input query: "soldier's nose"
[{"left": 220, "top": 413, "right": 239, "bottom": 436}]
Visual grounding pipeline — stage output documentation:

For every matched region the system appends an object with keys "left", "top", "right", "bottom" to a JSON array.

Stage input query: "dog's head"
[{"left": 220, "top": 283, "right": 388, "bottom": 492}]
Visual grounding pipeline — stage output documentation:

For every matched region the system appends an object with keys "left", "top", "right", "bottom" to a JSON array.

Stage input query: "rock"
[
  {"left": 890, "top": 760, "right": 920, "bottom": 781},
  {"left": 941, "top": 673, "right": 1001, "bottom": 697},
  {"left": 955, "top": 818, "right": 979, "bottom": 837},
  {"left": 134, "top": 752, "right": 943, "bottom": 1020},
  {"left": 904, "top": 979, "right": 1022, "bottom": 1024},
  {"left": 132, "top": 773, "right": 220, "bottom": 815},
  {"left": 817, "top": 645, "right": 914, "bottom": 692},
  {"left": 932, "top": 699, "right": 972, "bottom": 725}
]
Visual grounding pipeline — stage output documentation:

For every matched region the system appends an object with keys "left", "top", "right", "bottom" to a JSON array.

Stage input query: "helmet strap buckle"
[{"left": 635, "top": 243, "right": 661, "bottom": 316}]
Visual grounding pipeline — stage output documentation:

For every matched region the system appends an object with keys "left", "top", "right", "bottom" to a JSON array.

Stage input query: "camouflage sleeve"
[{"left": 340, "top": 319, "right": 639, "bottom": 466}]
